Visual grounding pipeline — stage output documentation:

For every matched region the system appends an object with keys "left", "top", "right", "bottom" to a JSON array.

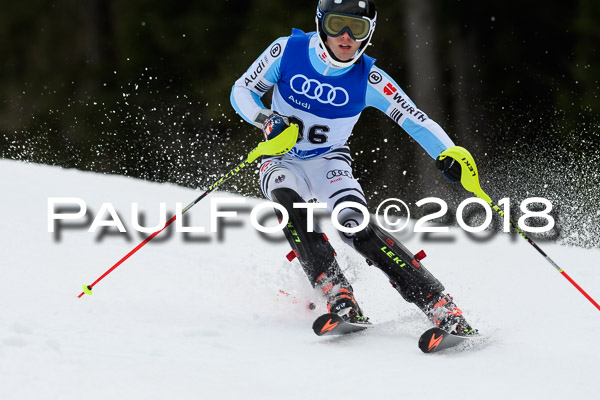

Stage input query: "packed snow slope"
[{"left": 1, "top": 159, "right": 599, "bottom": 400}]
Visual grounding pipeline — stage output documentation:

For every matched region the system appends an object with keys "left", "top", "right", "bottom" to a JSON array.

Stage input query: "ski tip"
[
  {"left": 312, "top": 313, "right": 340, "bottom": 336},
  {"left": 418, "top": 327, "right": 477, "bottom": 354},
  {"left": 312, "top": 312, "right": 372, "bottom": 336},
  {"left": 82, "top": 284, "right": 93, "bottom": 296},
  {"left": 419, "top": 327, "right": 446, "bottom": 353}
]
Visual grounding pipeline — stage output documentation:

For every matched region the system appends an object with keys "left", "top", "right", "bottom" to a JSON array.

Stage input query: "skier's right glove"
[
  {"left": 435, "top": 155, "right": 462, "bottom": 183},
  {"left": 262, "top": 112, "right": 290, "bottom": 140}
]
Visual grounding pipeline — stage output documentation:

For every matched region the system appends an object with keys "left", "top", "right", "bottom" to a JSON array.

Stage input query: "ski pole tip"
[{"left": 82, "top": 284, "right": 93, "bottom": 295}]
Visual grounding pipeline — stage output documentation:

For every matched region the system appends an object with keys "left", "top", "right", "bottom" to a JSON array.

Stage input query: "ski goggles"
[{"left": 320, "top": 12, "right": 375, "bottom": 42}]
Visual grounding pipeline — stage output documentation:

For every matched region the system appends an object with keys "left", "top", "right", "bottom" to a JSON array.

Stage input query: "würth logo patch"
[{"left": 383, "top": 83, "right": 397, "bottom": 96}]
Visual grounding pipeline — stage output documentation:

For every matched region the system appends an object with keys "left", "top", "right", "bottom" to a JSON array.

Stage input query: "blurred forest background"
[{"left": 1, "top": 0, "right": 599, "bottom": 246}]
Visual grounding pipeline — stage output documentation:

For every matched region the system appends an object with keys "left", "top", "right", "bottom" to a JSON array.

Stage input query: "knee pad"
[
  {"left": 271, "top": 188, "right": 348, "bottom": 288},
  {"left": 353, "top": 223, "right": 444, "bottom": 303},
  {"left": 333, "top": 197, "right": 368, "bottom": 248}
]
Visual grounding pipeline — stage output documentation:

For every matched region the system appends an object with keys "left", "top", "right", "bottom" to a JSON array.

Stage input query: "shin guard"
[
  {"left": 271, "top": 188, "right": 349, "bottom": 289},
  {"left": 353, "top": 223, "right": 444, "bottom": 305}
]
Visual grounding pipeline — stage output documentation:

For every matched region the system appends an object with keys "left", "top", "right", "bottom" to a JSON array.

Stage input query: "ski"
[
  {"left": 313, "top": 313, "right": 480, "bottom": 354},
  {"left": 418, "top": 327, "right": 477, "bottom": 353},
  {"left": 312, "top": 312, "right": 373, "bottom": 336}
]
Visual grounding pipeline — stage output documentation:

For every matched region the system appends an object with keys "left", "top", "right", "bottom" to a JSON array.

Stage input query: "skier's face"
[{"left": 325, "top": 31, "right": 361, "bottom": 61}]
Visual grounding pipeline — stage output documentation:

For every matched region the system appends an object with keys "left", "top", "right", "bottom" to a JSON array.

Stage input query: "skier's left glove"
[
  {"left": 435, "top": 155, "right": 462, "bottom": 183},
  {"left": 262, "top": 112, "right": 290, "bottom": 140}
]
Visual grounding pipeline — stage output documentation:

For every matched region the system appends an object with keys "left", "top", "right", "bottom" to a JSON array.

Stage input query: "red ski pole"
[
  {"left": 78, "top": 124, "right": 299, "bottom": 297},
  {"left": 439, "top": 146, "right": 600, "bottom": 312}
]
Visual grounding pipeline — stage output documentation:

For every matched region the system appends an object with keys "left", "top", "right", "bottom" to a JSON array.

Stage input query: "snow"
[{"left": 1, "top": 159, "right": 599, "bottom": 399}]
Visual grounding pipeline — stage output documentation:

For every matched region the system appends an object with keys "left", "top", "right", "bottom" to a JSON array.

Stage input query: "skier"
[{"left": 230, "top": 0, "right": 476, "bottom": 336}]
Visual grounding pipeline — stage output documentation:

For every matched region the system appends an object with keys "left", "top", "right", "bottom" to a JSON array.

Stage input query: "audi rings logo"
[
  {"left": 326, "top": 169, "right": 353, "bottom": 179},
  {"left": 290, "top": 74, "right": 349, "bottom": 106}
]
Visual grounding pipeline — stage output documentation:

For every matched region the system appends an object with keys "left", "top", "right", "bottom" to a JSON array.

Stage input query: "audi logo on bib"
[{"left": 290, "top": 74, "right": 349, "bottom": 106}]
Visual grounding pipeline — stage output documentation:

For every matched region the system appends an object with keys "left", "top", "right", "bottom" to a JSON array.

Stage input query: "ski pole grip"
[
  {"left": 247, "top": 124, "right": 299, "bottom": 163},
  {"left": 439, "top": 146, "right": 492, "bottom": 204}
]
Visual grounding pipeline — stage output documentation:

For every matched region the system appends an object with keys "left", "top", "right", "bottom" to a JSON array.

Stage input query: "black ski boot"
[
  {"left": 316, "top": 272, "right": 367, "bottom": 323},
  {"left": 422, "top": 293, "right": 477, "bottom": 336},
  {"left": 327, "top": 286, "right": 368, "bottom": 323}
]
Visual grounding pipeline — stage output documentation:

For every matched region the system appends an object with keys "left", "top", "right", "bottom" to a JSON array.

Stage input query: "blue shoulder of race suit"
[{"left": 231, "top": 30, "right": 454, "bottom": 158}]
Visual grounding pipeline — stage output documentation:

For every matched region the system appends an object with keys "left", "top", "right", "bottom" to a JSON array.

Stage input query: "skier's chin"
[
  {"left": 325, "top": 41, "right": 357, "bottom": 63},
  {"left": 336, "top": 51, "right": 353, "bottom": 61}
]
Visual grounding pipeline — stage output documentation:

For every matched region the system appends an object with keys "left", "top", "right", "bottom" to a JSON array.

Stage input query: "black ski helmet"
[{"left": 315, "top": 0, "right": 377, "bottom": 67}]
